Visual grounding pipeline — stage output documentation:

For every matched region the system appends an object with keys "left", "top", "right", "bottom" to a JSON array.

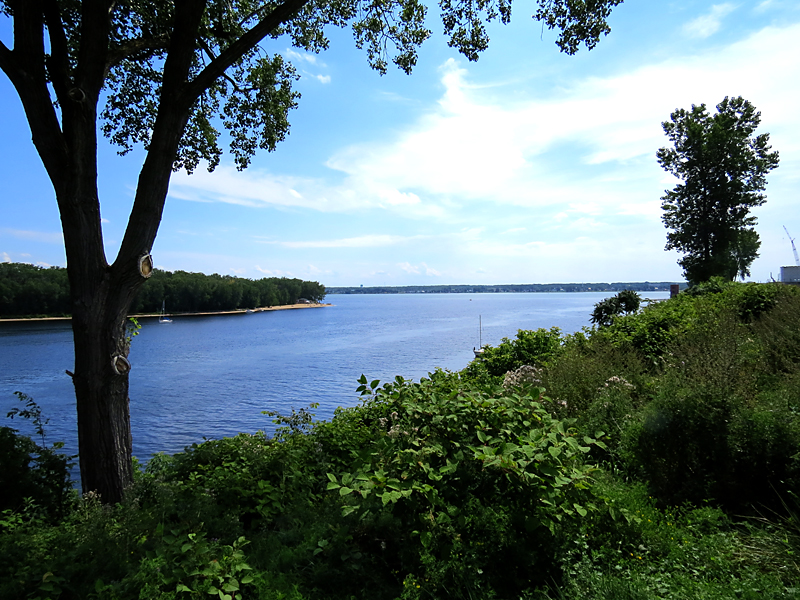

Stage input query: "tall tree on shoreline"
[
  {"left": 0, "top": 0, "right": 623, "bottom": 504},
  {"left": 657, "top": 96, "right": 779, "bottom": 285}
]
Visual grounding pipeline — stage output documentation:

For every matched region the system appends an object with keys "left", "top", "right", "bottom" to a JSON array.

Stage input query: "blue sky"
[{"left": 1, "top": 1, "right": 799, "bottom": 286}]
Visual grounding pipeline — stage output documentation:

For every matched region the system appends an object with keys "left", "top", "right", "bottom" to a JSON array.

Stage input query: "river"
[{"left": 0, "top": 292, "right": 668, "bottom": 465}]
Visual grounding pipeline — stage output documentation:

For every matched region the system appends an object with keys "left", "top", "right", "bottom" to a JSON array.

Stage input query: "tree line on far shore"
[{"left": 0, "top": 263, "right": 326, "bottom": 318}]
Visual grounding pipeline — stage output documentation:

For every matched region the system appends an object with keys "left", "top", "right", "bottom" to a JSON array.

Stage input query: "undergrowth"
[{"left": 2, "top": 282, "right": 800, "bottom": 599}]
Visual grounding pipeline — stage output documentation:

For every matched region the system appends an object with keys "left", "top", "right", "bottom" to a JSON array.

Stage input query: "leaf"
[{"left": 339, "top": 486, "right": 353, "bottom": 496}]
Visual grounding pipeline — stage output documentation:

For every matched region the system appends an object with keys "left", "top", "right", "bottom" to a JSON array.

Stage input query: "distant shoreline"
[
  {"left": 0, "top": 302, "right": 332, "bottom": 323},
  {"left": 327, "top": 282, "right": 685, "bottom": 295}
]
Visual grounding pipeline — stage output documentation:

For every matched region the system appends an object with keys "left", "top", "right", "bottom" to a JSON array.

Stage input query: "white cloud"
[
  {"left": 285, "top": 49, "right": 323, "bottom": 66},
  {"left": 683, "top": 3, "right": 737, "bottom": 38},
  {"left": 315, "top": 74, "right": 331, "bottom": 84},
  {"left": 398, "top": 262, "right": 420, "bottom": 274},
  {"left": 167, "top": 20, "right": 800, "bottom": 242},
  {"left": 263, "top": 234, "right": 419, "bottom": 249},
  {"left": 754, "top": 0, "right": 775, "bottom": 14},
  {"left": 396, "top": 261, "right": 442, "bottom": 277},
  {"left": 255, "top": 266, "right": 294, "bottom": 277},
  {"left": 425, "top": 264, "right": 442, "bottom": 276},
  {"left": 1, "top": 228, "right": 63, "bottom": 244},
  {"left": 1, "top": 252, "right": 10, "bottom": 262}
]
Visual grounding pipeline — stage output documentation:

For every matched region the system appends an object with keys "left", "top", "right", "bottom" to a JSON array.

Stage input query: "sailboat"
[
  {"left": 473, "top": 315, "right": 485, "bottom": 357},
  {"left": 159, "top": 300, "right": 173, "bottom": 324}
]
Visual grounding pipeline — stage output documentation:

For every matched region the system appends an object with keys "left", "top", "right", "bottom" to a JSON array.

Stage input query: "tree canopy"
[{"left": 657, "top": 96, "right": 779, "bottom": 286}]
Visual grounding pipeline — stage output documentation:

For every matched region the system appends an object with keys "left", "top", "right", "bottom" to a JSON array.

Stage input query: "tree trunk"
[
  {"left": 58, "top": 178, "right": 146, "bottom": 503},
  {"left": 71, "top": 294, "right": 134, "bottom": 503}
]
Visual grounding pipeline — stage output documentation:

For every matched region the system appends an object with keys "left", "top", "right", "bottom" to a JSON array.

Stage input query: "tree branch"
[
  {"left": 184, "top": 0, "right": 310, "bottom": 104},
  {"left": 105, "top": 35, "right": 171, "bottom": 75},
  {"left": 75, "top": 0, "right": 114, "bottom": 97},
  {"left": 115, "top": 0, "right": 208, "bottom": 269},
  {"left": 0, "top": 40, "right": 14, "bottom": 77},
  {"left": 3, "top": 3, "right": 69, "bottom": 188},
  {"left": 42, "top": 0, "right": 73, "bottom": 105}
]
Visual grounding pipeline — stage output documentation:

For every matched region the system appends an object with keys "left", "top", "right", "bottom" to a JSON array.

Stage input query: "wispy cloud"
[
  {"left": 255, "top": 266, "right": 294, "bottom": 277},
  {"left": 1, "top": 228, "right": 63, "bottom": 244},
  {"left": 284, "top": 49, "right": 324, "bottom": 66},
  {"left": 683, "top": 3, "right": 737, "bottom": 38},
  {"left": 1, "top": 252, "right": 10, "bottom": 262},
  {"left": 398, "top": 261, "right": 441, "bottom": 276},
  {"left": 260, "top": 234, "right": 421, "bottom": 249}
]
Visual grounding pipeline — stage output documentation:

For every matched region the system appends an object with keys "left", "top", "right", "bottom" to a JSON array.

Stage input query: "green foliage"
[
  {"left": 131, "top": 527, "right": 254, "bottom": 600},
  {"left": 0, "top": 263, "right": 71, "bottom": 317},
  {"left": 4, "top": 279, "right": 800, "bottom": 599},
  {"left": 1, "top": 393, "right": 75, "bottom": 524},
  {"left": 466, "top": 326, "right": 565, "bottom": 379},
  {"left": 657, "top": 96, "right": 780, "bottom": 285},
  {"left": 0, "top": 263, "right": 326, "bottom": 318},
  {"left": 590, "top": 290, "right": 642, "bottom": 327},
  {"left": 327, "top": 374, "right": 606, "bottom": 596}
]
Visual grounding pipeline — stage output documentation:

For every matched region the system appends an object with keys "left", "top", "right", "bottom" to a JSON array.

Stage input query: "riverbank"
[{"left": 0, "top": 302, "right": 332, "bottom": 322}]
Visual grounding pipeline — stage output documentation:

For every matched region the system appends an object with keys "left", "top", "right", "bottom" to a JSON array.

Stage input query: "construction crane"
[{"left": 784, "top": 226, "right": 800, "bottom": 266}]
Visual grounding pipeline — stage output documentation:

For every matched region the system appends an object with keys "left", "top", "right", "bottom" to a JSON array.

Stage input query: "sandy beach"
[{"left": 0, "top": 303, "right": 332, "bottom": 323}]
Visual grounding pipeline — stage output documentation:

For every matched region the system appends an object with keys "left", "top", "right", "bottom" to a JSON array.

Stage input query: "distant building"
[{"left": 781, "top": 266, "right": 800, "bottom": 285}]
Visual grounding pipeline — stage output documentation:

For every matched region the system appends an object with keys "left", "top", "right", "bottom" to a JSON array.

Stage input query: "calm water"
[{"left": 0, "top": 292, "right": 668, "bottom": 466}]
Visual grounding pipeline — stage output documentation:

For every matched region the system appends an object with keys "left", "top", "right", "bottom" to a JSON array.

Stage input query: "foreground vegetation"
[
  {"left": 3, "top": 280, "right": 800, "bottom": 599},
  {"left": 0, "top": 263, "right": 326, "bottom": 318}
]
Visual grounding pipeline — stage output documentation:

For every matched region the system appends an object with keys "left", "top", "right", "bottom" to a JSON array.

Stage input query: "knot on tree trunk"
[
  {"left": 111, "top": 355, "right": 131, "bottom": 375},
  {"left": 138, "top": 253, "right": 153, "bottom": 278},
  {"left": 68, "top": 87, "right": 87, "bottom": 102}
]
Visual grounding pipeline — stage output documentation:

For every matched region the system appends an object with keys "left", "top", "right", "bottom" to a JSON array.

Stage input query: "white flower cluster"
[
  {"left": 601, "top": 375, "right": 635, "bottom": 391},
  {"left": 378, "top": 411, "right": 418, "bottom": 438},
  {"left": 502, "top": 365, "right": 543, "bottom": 390}
]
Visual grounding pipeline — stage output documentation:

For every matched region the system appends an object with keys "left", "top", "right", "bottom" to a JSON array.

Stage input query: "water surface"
[{"left": 0, "top": 292, "right": 667, "bottom": 464}]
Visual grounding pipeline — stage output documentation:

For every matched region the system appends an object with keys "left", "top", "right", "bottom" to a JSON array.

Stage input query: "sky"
[{"left": 1, "top": 1, "right": 799, "bottom": 287}]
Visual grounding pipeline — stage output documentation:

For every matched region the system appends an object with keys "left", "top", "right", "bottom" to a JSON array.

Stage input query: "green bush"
[
  {"left": 465, "top": 327, "right": 564, "bottom": 379},
  {"left": 0, "top": 394, "right": 75, "bottom": 524},
  {"left": 327, "top": 374, "right": 606, "bottom": 597}
]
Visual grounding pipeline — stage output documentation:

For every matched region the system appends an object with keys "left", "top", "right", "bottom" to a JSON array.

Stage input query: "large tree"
[
  {"left": 657, "top": 96, "right": 780, "bottom": 285},
  {"left": 0, "top": 0, "right": 623, "bottom": 504}
]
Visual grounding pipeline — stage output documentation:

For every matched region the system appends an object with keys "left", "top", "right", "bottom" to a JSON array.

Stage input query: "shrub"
[
  {"left": 327, "top": 374, "right": 607, "bottom": 597},
  {"left": 0, "top": 393, "right": 75, "bottom": 524},
  {"left": 467, "top": 327, "right": 564, "bottom": 379}
]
